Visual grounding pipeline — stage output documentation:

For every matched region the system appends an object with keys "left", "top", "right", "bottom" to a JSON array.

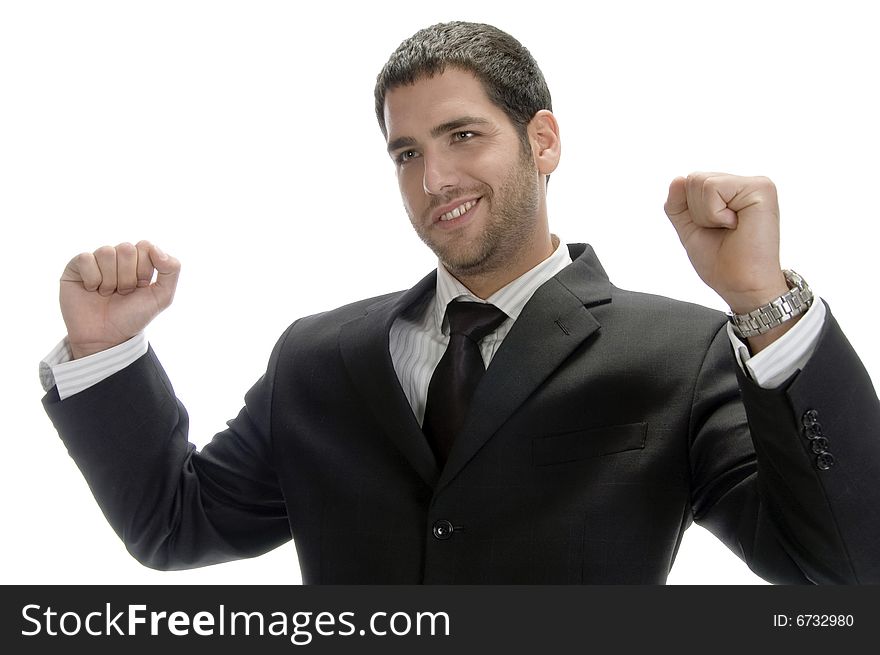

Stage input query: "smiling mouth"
[{"left": 438, "top": 198, "right": 480, "bottom": 222}]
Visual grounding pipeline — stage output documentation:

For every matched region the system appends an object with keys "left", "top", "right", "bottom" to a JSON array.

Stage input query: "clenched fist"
[
  {"left": 60, "top": 241, "right": 180, "bottom": 359},
  {"left": 664, "top": 173, "right": 789, "bottom": 316}
]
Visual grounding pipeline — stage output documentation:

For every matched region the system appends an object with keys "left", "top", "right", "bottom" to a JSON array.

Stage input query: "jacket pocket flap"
[{"left": 532, "top": 422, "right": 647, "bottom": 466}]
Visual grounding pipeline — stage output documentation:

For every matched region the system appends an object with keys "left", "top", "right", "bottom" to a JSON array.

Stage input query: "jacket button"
[
  {"left": 816, "top": 452, "right": 836, "bottom": 471},
  {"left": 432, "top": 520, "right": 454, "bottom": 540}
]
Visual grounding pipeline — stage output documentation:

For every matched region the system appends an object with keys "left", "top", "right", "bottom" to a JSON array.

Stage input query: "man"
[{"left": 41, "top": 21, "right": 880, "bottom": 583}]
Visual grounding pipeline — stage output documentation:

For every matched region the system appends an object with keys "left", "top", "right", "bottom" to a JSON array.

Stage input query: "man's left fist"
[{"left": 664, "top": 172, "right": 788, "bottom": 315}]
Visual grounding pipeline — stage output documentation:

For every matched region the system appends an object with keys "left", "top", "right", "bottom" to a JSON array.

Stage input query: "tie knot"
[{"left": 445, "top": 301, "right": 507, "bottom": 342}]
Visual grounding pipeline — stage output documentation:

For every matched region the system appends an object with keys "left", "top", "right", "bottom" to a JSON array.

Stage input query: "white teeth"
[{"left": 440, "top": 199, "right": 477, "bottom": 221}]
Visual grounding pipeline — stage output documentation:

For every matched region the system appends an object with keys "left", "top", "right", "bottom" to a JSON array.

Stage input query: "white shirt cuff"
[
  {"left": 727, "top": 296, "right": 826, "bottom": 389},
  {"left": 39, "top": 333, "right": 149, "bottom": 400}
]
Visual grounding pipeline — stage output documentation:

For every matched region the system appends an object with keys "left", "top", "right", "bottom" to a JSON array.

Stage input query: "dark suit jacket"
[{"left": 43, "top": 244, "right": 880, "bottom": 583}]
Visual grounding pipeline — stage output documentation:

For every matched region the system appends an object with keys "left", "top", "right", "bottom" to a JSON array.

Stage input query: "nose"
[{"left": 422, "top": 151, "right": 460, "bottom": 196}]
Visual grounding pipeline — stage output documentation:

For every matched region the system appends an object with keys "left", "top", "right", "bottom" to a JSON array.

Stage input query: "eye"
[
  {"left": 454, "top": 131, "right": 475, "bottom": 141},
  {"left": 395, "top": 149, "right": 419, "bottom": 164}
]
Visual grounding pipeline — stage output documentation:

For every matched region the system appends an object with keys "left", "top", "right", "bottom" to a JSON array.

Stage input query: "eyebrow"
[{"left": 386, "top": 116, "right": 492, "bottom": 154}]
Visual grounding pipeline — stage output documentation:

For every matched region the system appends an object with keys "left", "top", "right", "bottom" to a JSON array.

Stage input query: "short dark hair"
[{"left": 374, "top": 21, "right": 552, "bottom": 149}]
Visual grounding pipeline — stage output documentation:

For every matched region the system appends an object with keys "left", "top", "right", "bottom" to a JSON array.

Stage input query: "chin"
[{"left": 438, "top": 245, "right": 500, "bottom": 278}]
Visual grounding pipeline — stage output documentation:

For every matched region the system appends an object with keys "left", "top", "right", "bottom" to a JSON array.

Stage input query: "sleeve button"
[
  {"left": 816, "top": 452, "right": 836, "bottom": 471},
  {"left": 810, "top": 437, "right": 829, "bottom": 454},
  {"left": 802, "top": 409, "right": 820, "bottom": 427}
]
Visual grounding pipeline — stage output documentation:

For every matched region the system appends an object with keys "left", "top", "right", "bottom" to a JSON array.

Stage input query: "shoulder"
[
  {"left": 609, "top": 285, "right": 726, "bottom": 329},
  {"left": 269, "top": 290, "right": 405, "bottom": 360},
  {"left": 296, "top": 291, "right": 402, "bottom": 329},
  {"left": 595, "top": 285, "right": 730, "bottom": 358},
  {"left": 563, "top": 243, "right": 727, "bottom": 340}
]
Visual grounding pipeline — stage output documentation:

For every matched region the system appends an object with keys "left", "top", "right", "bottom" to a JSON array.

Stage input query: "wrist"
[
  {"left": 723, "top": 271, "right": 788, "bottom": 315},
  {"left": 69, "top": 340, "right": 122, "bottom": 360},
  {"left": 744, "top": 313, "right": 803, "bottom": 354},
  {"left": 727, "top": 270, "right": 814, "bottom": 342}
]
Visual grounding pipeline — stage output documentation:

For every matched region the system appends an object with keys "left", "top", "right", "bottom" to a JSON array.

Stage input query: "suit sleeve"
[
  {"left": 41, "top": 330, "right": 295, "bottom": 570},
  {"left": 690, "top": 305, "right": 880, "bottom": 584}
]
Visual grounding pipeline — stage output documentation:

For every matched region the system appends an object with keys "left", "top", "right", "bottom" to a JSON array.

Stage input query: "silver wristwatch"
[{"left": 728, "top": 270, "right": 814, "bottom": 339}]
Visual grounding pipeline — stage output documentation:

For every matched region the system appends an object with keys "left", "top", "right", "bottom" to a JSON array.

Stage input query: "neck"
[{"left": 452, "top": 232, "right": 557, "bottom": 299}]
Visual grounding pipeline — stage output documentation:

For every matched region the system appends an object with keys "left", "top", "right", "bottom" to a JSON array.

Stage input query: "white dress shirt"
[{"left": 41, "top": 239, "right": 825, "bottom": 409}]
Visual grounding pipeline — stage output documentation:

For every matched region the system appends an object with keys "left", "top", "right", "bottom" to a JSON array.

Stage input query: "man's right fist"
[{"left": 60, "top": 241, "right": 181, "bottom": 359}]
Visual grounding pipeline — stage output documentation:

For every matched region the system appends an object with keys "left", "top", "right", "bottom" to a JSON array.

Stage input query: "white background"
[{"left": 1, "top": 0, "right": 877, "bottom": 585}]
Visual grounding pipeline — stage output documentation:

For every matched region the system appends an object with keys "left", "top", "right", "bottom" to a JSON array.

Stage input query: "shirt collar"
[{"left": 433, "top": 236, "right": 573, "bottom": 334}]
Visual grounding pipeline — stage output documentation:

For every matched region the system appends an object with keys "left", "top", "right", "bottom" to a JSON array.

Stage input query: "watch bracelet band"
[{"left": 728, "top": 270, "right": 814, "bottom": 339}]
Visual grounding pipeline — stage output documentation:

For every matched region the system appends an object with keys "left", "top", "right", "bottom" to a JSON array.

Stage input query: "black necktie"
[{"left": 423, "top": 301, "right": 507, "bottom": 466}]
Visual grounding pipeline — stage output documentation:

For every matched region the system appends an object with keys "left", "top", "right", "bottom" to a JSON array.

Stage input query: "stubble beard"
[{"left": 409, "top": 148, "right": 541, "bottom": 280}]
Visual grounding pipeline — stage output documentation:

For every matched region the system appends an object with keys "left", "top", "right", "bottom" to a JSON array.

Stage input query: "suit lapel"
[
  {"left": 338, "top": 271, "right": 441, "bottom": 488},
  {"left": 437, "top": 244, "right": 613, "bottom": 491}
]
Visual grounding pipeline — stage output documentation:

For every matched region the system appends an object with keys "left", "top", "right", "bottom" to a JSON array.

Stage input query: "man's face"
[{"left": 383, "top": 68, "right": 542, "bottom": 279}]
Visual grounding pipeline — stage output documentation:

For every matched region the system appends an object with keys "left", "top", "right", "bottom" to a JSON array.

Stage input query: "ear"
[{"left": 527, "top": 110, "right": 561, "bottom": 176}]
